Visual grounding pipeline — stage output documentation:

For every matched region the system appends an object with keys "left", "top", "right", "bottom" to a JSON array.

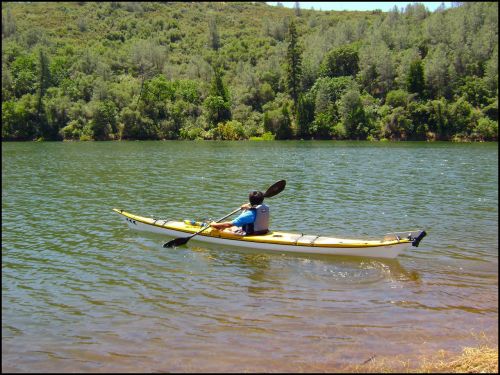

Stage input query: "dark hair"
[{"left": 249, "top": 191, "right": 264, "bottom": 206}]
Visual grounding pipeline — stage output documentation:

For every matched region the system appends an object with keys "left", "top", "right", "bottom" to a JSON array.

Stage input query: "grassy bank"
[{"left": 345, "top": 345, "right": 498, "bottom": 373}]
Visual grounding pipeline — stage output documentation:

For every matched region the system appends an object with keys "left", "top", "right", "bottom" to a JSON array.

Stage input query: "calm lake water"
[{"left": 2, "top": 141, "right": 498, "bottom": 372}]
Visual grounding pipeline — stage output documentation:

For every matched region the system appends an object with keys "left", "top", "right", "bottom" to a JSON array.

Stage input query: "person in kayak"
[{"left": 210, "top": 191, "right": 270, "bottom": 235}]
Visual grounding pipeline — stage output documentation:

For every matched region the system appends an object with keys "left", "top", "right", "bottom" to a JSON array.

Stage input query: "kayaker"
[{"left": 210, "top": 191, "right": 270, "bottom": 235}]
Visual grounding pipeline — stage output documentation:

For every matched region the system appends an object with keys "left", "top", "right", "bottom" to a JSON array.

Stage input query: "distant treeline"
[{"left": 1, "top": 2, "right": 498, "bottom": 141}]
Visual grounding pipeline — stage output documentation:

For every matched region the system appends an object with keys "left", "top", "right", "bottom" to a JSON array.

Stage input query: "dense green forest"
[{"left": 1, "top": 2, "right": 498, "bottom": 141}]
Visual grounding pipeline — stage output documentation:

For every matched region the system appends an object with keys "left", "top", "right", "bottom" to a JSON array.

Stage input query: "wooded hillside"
[{"left": 2, "top": 2, "right": 498, "bottom": 141}]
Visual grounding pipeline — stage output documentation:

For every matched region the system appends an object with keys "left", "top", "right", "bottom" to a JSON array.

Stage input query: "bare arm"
[
  {"left": 210, "top": 203, "right": 251, "bottom": 230},
  {"left": 210, "top": 221, "right": 233, "bottom": 230}
]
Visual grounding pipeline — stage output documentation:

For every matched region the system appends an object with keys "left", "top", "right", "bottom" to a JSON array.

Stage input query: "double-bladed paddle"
[{"left": 162, "top": 180, "right": 286, "bottom": 248}]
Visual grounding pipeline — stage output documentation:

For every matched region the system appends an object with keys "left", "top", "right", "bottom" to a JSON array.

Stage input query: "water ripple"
[{"left": 2, "top": 141, "right": 497, "bottom": 372}]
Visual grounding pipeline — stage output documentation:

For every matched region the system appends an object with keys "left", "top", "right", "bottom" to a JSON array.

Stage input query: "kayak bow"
[{"left": 113, "top": 208, "right": 426, "bottom": 259}]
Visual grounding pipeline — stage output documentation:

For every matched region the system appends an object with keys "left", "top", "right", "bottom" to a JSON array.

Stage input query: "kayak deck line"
[
  {"left": 294, "top": 233, "right": 321, "bottom": 246},
  {"left": 113, "top": 208, "right": 426, "bottom": 258}
]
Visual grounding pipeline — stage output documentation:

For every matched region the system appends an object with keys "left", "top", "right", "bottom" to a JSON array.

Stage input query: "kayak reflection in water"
[{"left": 210, "top": 191, "right": 270, "bottom": 236}]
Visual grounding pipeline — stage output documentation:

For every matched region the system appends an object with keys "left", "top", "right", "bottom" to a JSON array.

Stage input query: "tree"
[
  {"left": 448, "top": 96, "right": 474, "bottom": 135},
  {"left": 339, "top": 88, "right": 369, "bottom": 139},
  {"left": 89, "top": 100, "right": 118, "bottom": 140},
  {"left": 203, "top": 67, "right": 231, "bottom": 126},
  {"left": 483, "top": 49, "right": 498, "bottom": 93},
  {"left": 44, "top": 88, "right": 71, "bottom": 140},
  {"left": 269, "top": 17, "right": 289, "bottom": 41},
  {"left": 2, "top": 66, "right": 14, "bottom": 101},
  {"left": 208, "top": 17, "right": 220, "bottom": 51},
  {"left": 294, "top": 2, "right": 301, "bottom": 17},
  {"left": 209, "top": 66, "right": 230, "bottom": 103},
  {"left": 482, "top": 99, "right": 498, "bottom": 121},
  {"left": 49, "top": 56, "right": 70, "bottom": 87},
  {"left": 306, "top": 76, "right": 356, "bottom": 138},
  {"left": 263, "top": 104, "right": 293, "bottom": 139},
  {"left": 285, "top": 20, "right": 302, "bottom": 109},
  {"left": 458, "top": 77, "right": 493, "bottom": 108},
  {"left": 2, "top": 94, "right": 39, "bottom": 140},
  {"left": 406, "top": 101, "right": 430, "bottom": 139},
  {"left": 407, "top": 60, "right": 425, "bottom": 97},
  {"left": 37, "top": 49, "right": 52, "bottom": 139},
  {"left": 296, "top": 93, "right": 314, "bottom": 139},
  {"left": 380, "top": 106, "right": 412, "bottom": 140},
  {"left": 473, "top": 117, "right": 498, "bottom": 141},
  {"left": 385, "top": 89, "right": 410, "bottom": 108},
  {"left": 119, "top": 106, "right": 156, "bottom": 140},
  {"left": 203, "top": 95, "right": 230, "bottom": 127},
  {"left": 277, "top": 104, "right": 293, "bottom": 139},
  {"left": 131, "top": 40, "right": 165, "bottom": 102},
  {"left": 37, "top": 50, "right": 51, "bottom": 101},
  {"left": 10, "top": 54, "right": 37, "bottom": 97},
  {"left": 427, "top": 98, "right": 450, "bottom": 139},
  {"left": 319, "top": 45, "right": 359, "bottom": 78},
  {"left": 424, "top": 46, "right": 451, "bottom": 99},
  {"left": 358, "top": 40, "right": 396, "bottom": 97},
  {"left": 213, "top": 120, "right": 246, "bottom": 140},
  {"left": 2, "top": 8, "right": 16, "bottom": 38}
]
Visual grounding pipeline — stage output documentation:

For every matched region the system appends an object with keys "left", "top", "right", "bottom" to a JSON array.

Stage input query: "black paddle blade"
[
  {"left": 163, "top": 236, "right": 190, "bottom": 248},
  {"left": 264, "top": 179, "right": 286, "bottom": 198}
]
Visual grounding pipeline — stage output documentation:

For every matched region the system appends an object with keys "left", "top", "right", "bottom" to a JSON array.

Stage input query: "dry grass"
[
  {"left": 345, "top": 345, "right": 498, "bottom": 373},
  {"left": 423, "top": 345, "right": 498, "bottom": 373}
]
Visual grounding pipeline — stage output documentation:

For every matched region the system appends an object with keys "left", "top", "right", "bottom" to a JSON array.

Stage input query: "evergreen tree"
[
  {"left": 208, "top": 17, "right": 220, "bottom": 51},
  {"left": 38, "top": 50, "right": 51, "bottom": 97},
  {"left": 204, "top": 66, "right": 231, "bottom": 126},
  {"left": 209, "top": 66, "right": 230, "bottom": 102},
  {"left": 425, "top": 46, "right": 451, "bottom": 99},
  {"left": 37, "top": 49, "right": 52, "bottom": 138},
  {"left": 296, "top": 93, "right": 314, "bottom": 139},
  {"left": 277, "top": 103, "right": 293, "bottom": 139},
  {"left": 407, "top": 60, "right": 425, "bottom": 97},
  {"left": 2, "top": 8, "right": 16, "bottom": 38},
  {"left": 285, "top": 20, "right": 302, "bottom": 109}
]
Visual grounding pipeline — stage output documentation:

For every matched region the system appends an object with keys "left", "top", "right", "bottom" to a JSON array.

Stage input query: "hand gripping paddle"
[{"left": 163, "top": 180, "right": 286, "bottom": 248}]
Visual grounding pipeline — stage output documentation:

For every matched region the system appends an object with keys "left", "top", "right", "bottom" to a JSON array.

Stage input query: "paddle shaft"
[
  {"left": 163, "top": 180, "right": 286, "bottom": 248},
  {"left": 188, "top": 207, "right": 242, "bottom": 239},
  {"left": 162, "top": 206, "right": 242, "bottom": 247}
]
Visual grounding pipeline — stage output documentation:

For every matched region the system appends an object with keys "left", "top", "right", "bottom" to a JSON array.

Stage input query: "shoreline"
[
  {"left": 1, "top": 138, "right": 498, "bottom": 143},
  {"left": 344, "top": 344, "right": 498, "bottom": 373},
  {"left": 2, "top": 345, "right": 497, "bottom": 373}
]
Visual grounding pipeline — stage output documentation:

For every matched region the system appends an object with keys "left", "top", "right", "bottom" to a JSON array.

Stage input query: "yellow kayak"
[{"left": 113, "top": 208, "right": 426, "bottom": 259}]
